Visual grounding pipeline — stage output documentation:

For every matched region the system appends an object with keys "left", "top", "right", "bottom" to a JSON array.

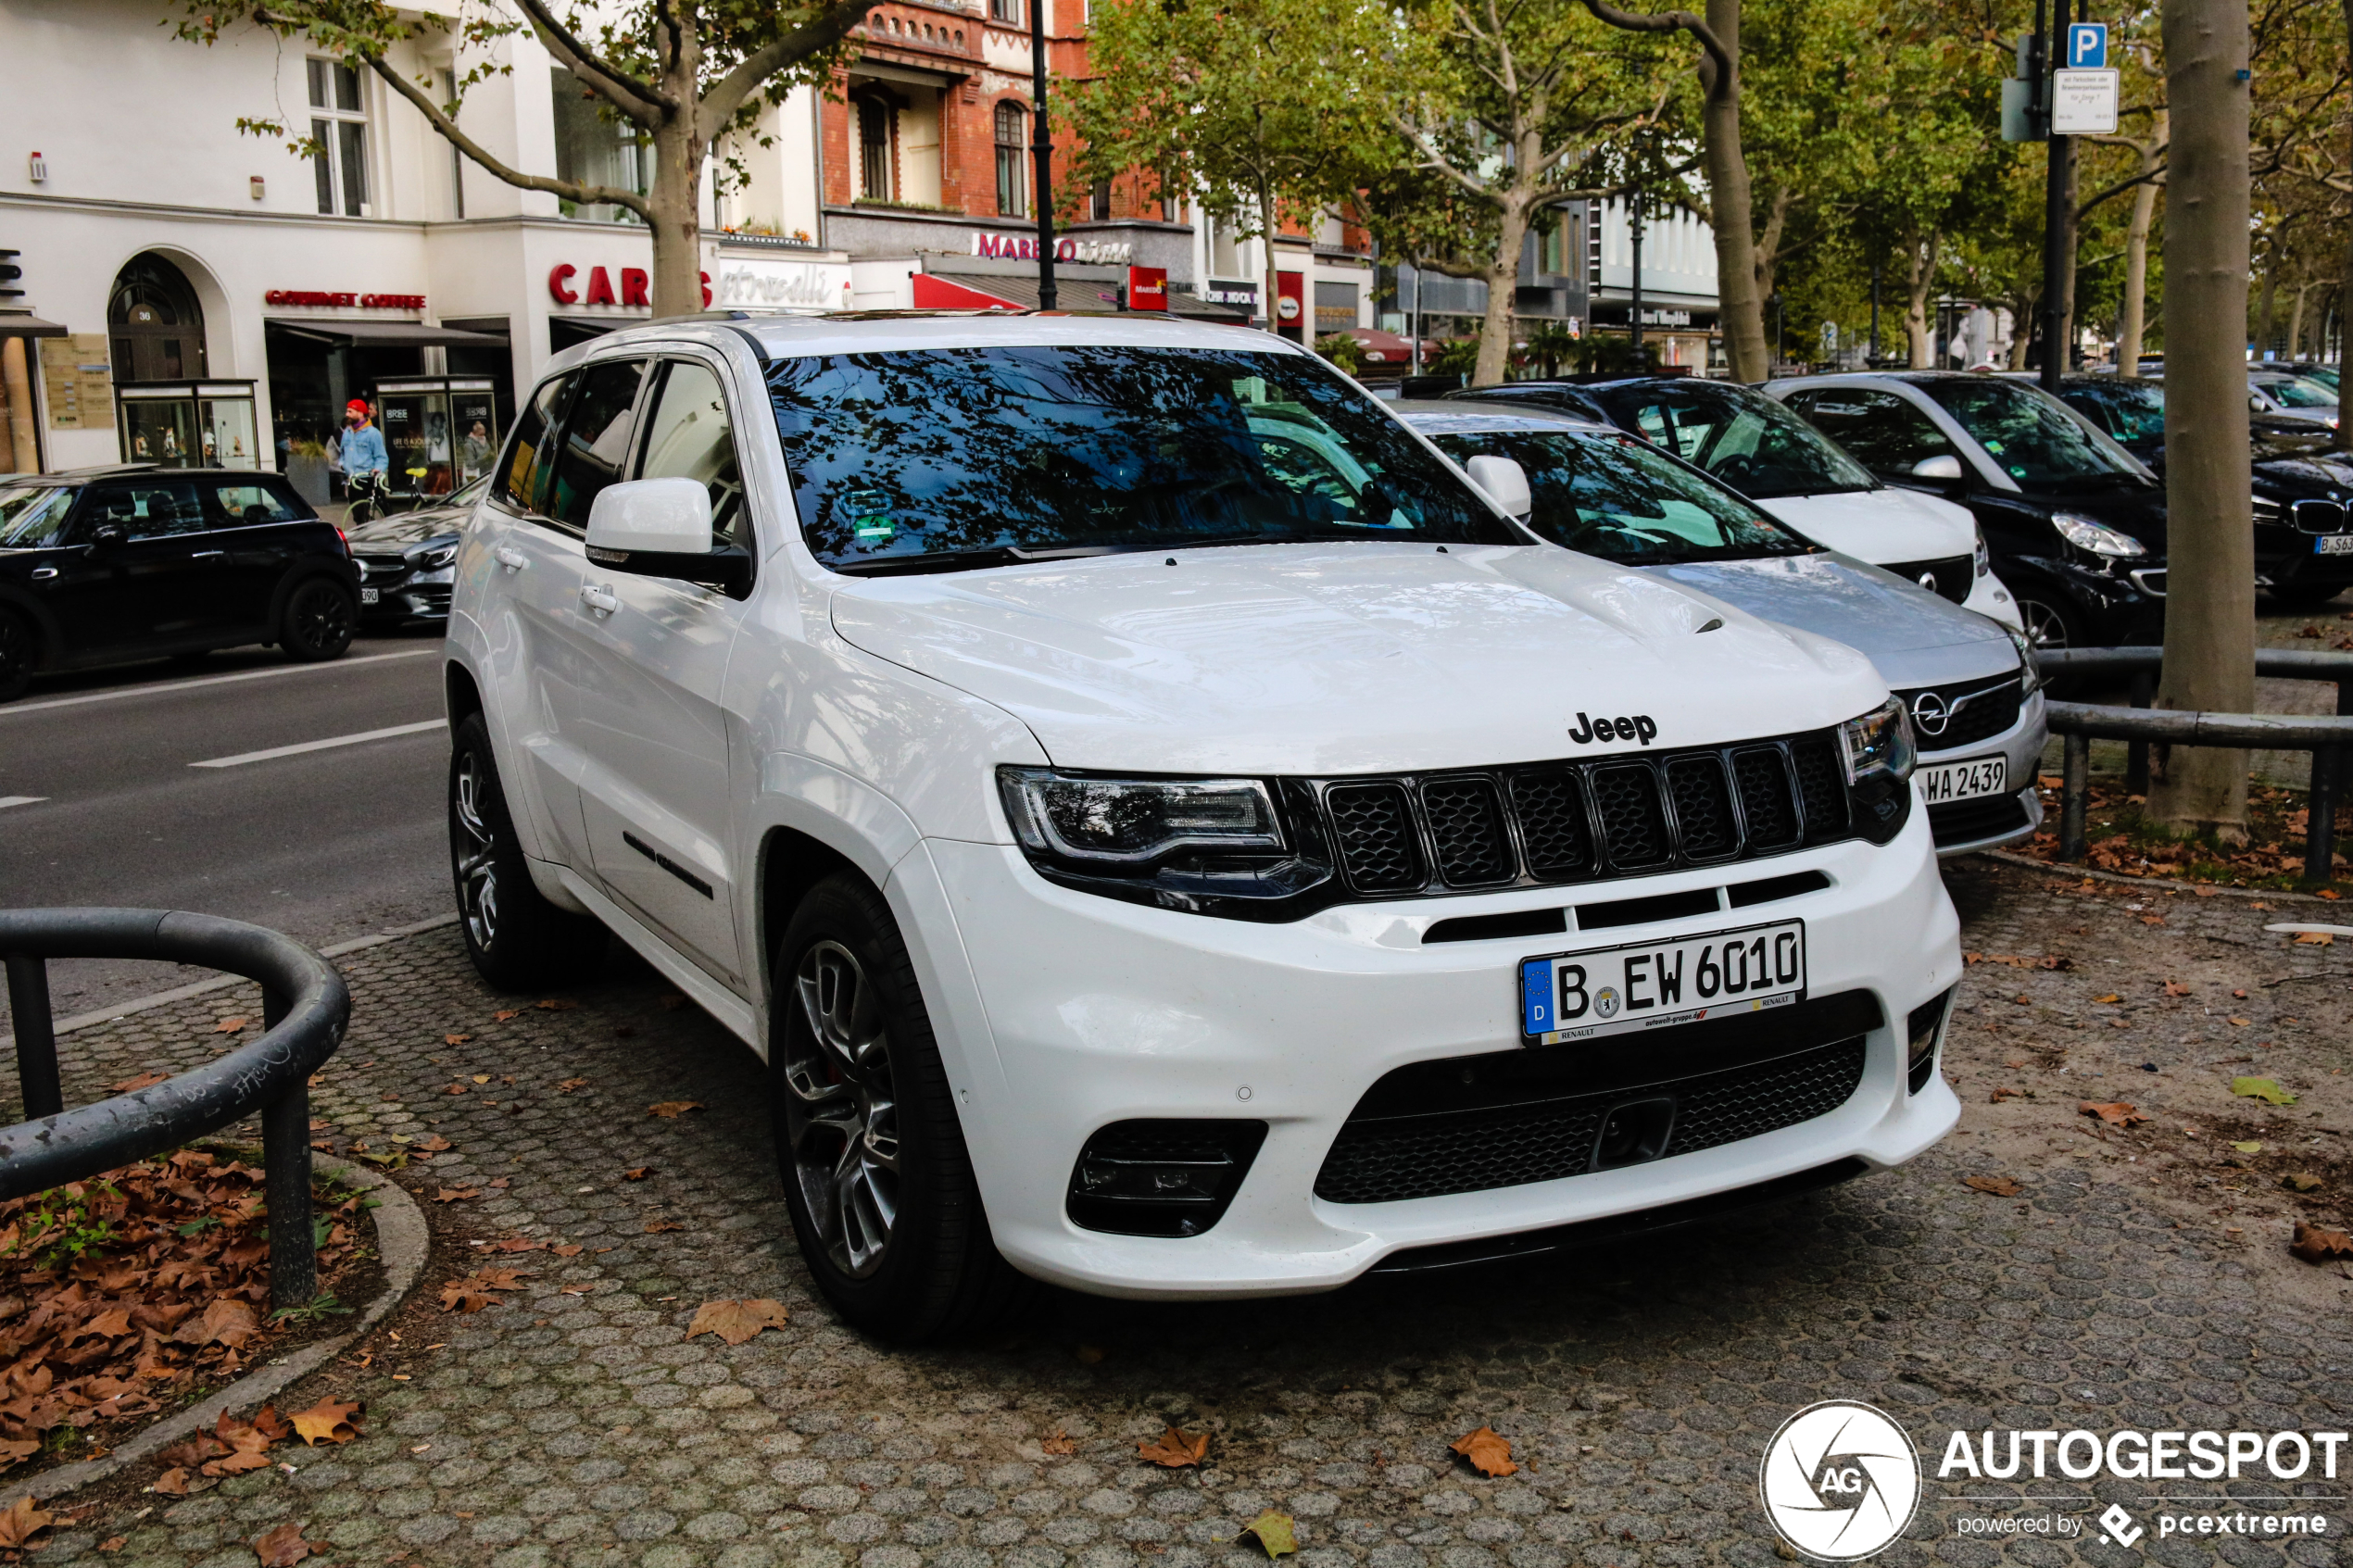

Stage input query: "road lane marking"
[
  {"left": 190, "top": 718, "right": 447, "bottom": 769},
  {"left": 0, "top": 797, "right": 47, "bottom": 809},
  {"left": 0, "top": 648, "right": 437, "bottom": 718}
]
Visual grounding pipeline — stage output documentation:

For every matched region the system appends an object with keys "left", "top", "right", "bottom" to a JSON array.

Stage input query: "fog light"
[
  {"left": 1066, "top": 1120, "right": 1267, "bottom": 1236},
  {"left": 1907, "top": 989, "right": 1954, "bottom": 1094}
]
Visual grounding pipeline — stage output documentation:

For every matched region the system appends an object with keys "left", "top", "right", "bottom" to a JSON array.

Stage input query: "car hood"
[
  {"left": 1752, "top": 487, "right": 1974, "bottom": 566},
  {"left": 343, "top": 508, "right": 468, "bottom": 550},
  {"left": 827, "top": 542, "right": 1887, "bottom": 774},
  {"left": 1643, "top": 553, "right": 2017, "bottom": 691}
]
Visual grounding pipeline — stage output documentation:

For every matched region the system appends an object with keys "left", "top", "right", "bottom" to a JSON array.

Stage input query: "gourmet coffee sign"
[{"left": 265, "top": 290, "right": 425, "bottom": 308}]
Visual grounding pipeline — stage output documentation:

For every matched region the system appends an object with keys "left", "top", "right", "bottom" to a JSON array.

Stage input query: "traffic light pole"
[{"left": 2038, "top": 0, "right": 2070, "bottom": 391}]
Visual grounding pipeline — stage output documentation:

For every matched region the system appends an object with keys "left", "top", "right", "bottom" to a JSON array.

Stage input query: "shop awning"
[
  {"left": 264, "top": 319, "right": 509, "bottom": 348},
  {"left": 0, "top": 312, "right": 69, "bottom": 339}
]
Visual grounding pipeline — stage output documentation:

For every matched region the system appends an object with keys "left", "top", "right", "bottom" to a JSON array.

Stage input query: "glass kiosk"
[{"left": 371, "top": 377, "right": 501, "bottom": 497}]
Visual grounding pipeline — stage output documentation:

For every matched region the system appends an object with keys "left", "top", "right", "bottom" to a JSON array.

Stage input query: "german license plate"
[
  {"left": 2316, "top": 535, "right": 2353, "bottom": 555},
  {"left": 1916, "top": 755, "right": 2006, "bottom": 805},
  {"left": 359, "top": 587, "right": 380, "bottom": 604},
  {"left": 1519, "top": 920, "right": 1806, "bottom": 1044}
]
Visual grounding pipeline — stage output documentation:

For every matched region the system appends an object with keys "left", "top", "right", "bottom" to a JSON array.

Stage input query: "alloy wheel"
[
  {"left": 2018, "top": 598, "right": 2071, "bottom": 650},
  {"left": 783, "top": 939, "right": 900, "bottom": 1279},
  {"left": 451, "top": 751, "right": 501, "bottom": 951}
]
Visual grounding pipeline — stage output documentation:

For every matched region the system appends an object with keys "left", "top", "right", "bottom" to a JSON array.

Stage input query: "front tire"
[
  {"left": 447, "top": 713, "right": 607, "bottom": 990},
  {"left": 279, "top": 578, "right": 356, "bottom": 662},
  {"left": 771, "top": 874, "right": 1035, "bottom": 1342}
]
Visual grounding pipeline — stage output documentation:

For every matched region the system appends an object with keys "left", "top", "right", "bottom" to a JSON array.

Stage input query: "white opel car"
[{"left": 442, "top": 313, "right": 1963, "bottom": 1339}]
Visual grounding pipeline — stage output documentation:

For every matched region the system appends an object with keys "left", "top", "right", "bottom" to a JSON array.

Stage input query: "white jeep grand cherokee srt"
[{"left": 442, "top": 313, "right": 1962, "bottom": 1338}]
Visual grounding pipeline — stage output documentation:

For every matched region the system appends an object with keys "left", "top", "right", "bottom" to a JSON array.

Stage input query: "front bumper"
[
  {"left": 912, "top": 809, "right": 1960, "bottom": 1298},
  {"left": 354, "top": 560, "right": 454, "bottom": 623},
  {"left": 1919, "top": 688, "right": 2048, "bottom": 856}
]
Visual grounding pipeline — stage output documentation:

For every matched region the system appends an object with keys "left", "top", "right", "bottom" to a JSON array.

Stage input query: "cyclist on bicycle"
[{"left": 338, "top": 398, "right": 387, "bottom": 511}]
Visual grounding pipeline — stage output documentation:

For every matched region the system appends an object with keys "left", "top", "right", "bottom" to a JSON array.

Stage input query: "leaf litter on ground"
[
  {"left": 1137, "top": 1427, "right": 1210, "bottom": 1467},
  {"left": 1451, "top": 1426, "right": 1518, "bottom": 1477},
  {"left": 1241, "top": 1510, "right": 1298, "bottom": 1557},
  {"left": 685, "top": 1299, "right": 790, "bottom": 1346},
  {"left": 2078, "top": 1101, "right": 2151, "bottom": 1127},
  {"left": 2233, "top": 1077, "right": 2300, "bottom": 1106},
  {"left": 1963, "top": 1175, "right": 2021, "bottom": 1197}
]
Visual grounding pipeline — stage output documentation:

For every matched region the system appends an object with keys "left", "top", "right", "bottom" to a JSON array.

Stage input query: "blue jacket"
[{"left": 339, "top": 423, "right": 388, "bottom": 477}]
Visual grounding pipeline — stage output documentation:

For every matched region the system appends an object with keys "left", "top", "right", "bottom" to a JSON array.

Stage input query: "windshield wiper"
[{"left": 829, "top": 541, "right": 1168, "bottom": 577}]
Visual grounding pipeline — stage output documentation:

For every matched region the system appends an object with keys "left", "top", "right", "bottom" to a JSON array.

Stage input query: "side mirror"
[
  {"left": 1464, "top": 455, "right": 1533, "bottom": 520},
  {"left": 585, "top": 478, "right": 751, "bottom": 596},
  {"left": 1908, "top": 454, "right": 1966, "bottom": 485}
]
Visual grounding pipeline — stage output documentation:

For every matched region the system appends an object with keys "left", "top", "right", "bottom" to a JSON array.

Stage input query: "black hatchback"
[{"left": 0, "top": 465, "right": 359, "bottom": 701}]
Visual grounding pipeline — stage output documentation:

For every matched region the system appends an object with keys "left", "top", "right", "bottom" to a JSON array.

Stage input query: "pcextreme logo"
[{"left": 1758, "top": 1400, "right": 1922, "bottom": 1561}]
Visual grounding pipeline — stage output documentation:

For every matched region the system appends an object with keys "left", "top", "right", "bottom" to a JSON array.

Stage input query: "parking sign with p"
[{"left": 2068, "top": 21, "right": 2108, "bottom": 67}]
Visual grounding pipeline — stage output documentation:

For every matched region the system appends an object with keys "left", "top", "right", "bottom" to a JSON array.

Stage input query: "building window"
[
  {"left": 306, "top": 57, "right": 371, "bottom": 216},
  {"left": 859, "top": 99, "right": 894, "bottom": 201},
  {"left": 1090, "top": 180, "right": 1112, "bottom": 221},
  {"left": 994, "top": 102, "right": 1026, "bottom": 218},
  {"left": 552, "top": 66, "right": 651, "bottom": 221},
  {"left": 989, "top": 0, "right": 1022, "bottom": 23}
]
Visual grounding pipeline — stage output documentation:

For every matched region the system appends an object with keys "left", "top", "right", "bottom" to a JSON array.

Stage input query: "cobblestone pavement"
[{"left": 16, "top": 859, "right": 2353, "bottom": 1568}]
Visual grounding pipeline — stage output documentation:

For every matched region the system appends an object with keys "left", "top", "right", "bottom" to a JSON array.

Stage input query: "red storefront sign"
[
  {"left": 1276, "top": 271, "right": 1305, "bottom": 338},
  {"left": 1126, "top": 267, "right": 1168, "bottom": 311},
  {"left": 547, "top": 265, "right": 714, "bottom": 309},
  {"left": 265, "top": 290, "right": 425, "bottom": 308}
]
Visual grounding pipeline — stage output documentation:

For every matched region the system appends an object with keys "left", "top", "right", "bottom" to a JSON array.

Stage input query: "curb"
[
  {"left": 3, "top": 1155, "right": 430, "bottom": 1508},
  {"left": 1977, "top": 848, "right": 2347, "bottom": 906}
]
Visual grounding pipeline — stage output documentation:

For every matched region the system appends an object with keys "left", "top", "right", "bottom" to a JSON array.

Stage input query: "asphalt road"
[{"left": 0, "top": 628, "right": 454, "bottom": 1024}]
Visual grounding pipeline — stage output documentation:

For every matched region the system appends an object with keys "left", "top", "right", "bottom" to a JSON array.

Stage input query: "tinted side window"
[
  {"left": 635, "top": 360, "right": 748, "bottom": 548},
  {"left": 1782, "top": 389, "right": 1953, "bottom": 479},
  {"left": 82, "top": 482, "right": 207, "bottom": 539},
  {"left": 500, "top": 374, "right": 572, "bottom": 516},
  {"left": 547, "top": 358, "right": 649, "bottom": 532},
  {"left": 208, "top": 483, "right": 305, "bottom": 527}
]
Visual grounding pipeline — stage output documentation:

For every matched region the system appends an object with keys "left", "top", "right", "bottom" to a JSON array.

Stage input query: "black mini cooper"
[{"left": 0, "top": 465, "right": 360, "bottom": 701}]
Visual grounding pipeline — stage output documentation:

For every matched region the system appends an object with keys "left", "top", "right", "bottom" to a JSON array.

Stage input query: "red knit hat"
[{"left": 346, "top": 398, "right": 370, "bottom": 416}]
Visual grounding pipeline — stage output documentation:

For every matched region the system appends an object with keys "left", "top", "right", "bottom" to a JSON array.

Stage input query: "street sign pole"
[
  {"left": 1030, "top": 0, "right": 1057, "bottom": 309},
  {"left": 2038, "top": 0, "right": 2071, "bottom": 392}
]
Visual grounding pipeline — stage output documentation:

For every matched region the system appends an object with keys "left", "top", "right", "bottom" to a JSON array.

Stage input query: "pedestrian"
[{"left": 338, "top": 398, "right": 387, "bottom": 501}]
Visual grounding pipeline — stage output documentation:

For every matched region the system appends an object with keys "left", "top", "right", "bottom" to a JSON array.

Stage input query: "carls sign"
[{"left": 1126, "top": 267, "right": 1168, "bottom": 311}]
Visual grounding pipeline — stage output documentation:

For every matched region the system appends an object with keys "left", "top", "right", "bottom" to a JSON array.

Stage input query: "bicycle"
[{"left": 344, "top": 467, "right": 433, "bottom": 526}]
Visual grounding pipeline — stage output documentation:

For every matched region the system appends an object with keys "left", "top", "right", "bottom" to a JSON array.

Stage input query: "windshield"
[
  {"left": 2262, "top": 377, "right": 2339, "bottom": 409},
  {"left": 766, "top": 345, "right": 1518, "bottom": 573},
  {"left": 1920, "top": 379, "right": 2137, "bottom": 487},
  {"left": 1597, "top": 383, "right": 1878, "bottom": 498},
  {"left": 1429, "top": 428, "right": 1814, "bottom": 565},
  {"left": 0, "top": 487, "right": 75, "bottom": 549},
  {"left": 2065, "top": 381, "right": 2165, "bottom": 448}
]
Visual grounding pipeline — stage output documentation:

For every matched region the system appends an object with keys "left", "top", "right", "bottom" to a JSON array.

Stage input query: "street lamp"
[{"left": 1029, "top": 0, "right": 1056, "bottom": 308}]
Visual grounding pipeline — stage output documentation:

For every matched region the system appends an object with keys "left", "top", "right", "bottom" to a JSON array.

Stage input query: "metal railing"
[
  {"left": 2040, "top": 647, "right": 2353, "bottom": 885},
  {"left": 0, "top": 909, "right": 350, "bottom": 1310}
]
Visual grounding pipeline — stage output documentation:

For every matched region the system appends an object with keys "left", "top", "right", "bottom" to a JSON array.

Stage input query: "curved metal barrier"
[
  {"left": 2038, "top": 648, "right": 2353, "bottom": 884},
  {"left": 0, "top": 909, "right": 351, "bottom": 1308}
]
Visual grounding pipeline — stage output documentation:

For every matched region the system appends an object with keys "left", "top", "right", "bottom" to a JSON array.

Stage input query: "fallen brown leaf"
[
  {"left": 2162, "top": 981, "right": 2192, "bottom": 997},
  {"left": 1241, "top": 1510, "right": 1299, "bottom": 1558},
  {"left": 434, "top": 1187, "right": 482, "bottom": 1204},
  {"left": 1451, "top": 1426, "right": 1518, "bottom": 1477},
  {"left": 2283, "top": 1173, "right": 2324, "bottom": 1193},
  {"left": 1041, "top": 1429, "right": 1077, "bottom": 1456},
  {"left": 551, "top": 1245, "right": 584, "bottom": 1258},
  {"left": 213, "top": 1017, "right": 247, "bottom": 1034},
  {"left": 1989, "top": 1086, "right": 2025, "bottom": 1103},
  {"left": 441, "top": 1084, "right": 468, "bottom": 1096},
  {"left": 493, "top": 1009, "right": 523, "bottom": 1022},
  {"left": 2094, "top": 993, "right": 2122, "bottom": 1005},
  {"left": 1137, "top": 1426, "right": 1210, "bottom": 1468},
  {"left": 644, "top": 1219, "right": 685, "bottom": 1234},
  {"left": 251, "top": 1520, "right": 320, "bottom": 1566},
  {"left": 290, "top": 1397, "right": 363, "bottom": 1446},
  {"left": 1964, "top": 1175, "right": 2022, "bottom": 1197},
  {"left": 556, "top": 1078, "right": 589, "bottom": 1094},
  {"left": 623, "top": 1167, "right": 653, "bottom": 1181},
  {"left": 108, "top": 1070, "right": 169, "bottom": 1093},
  {"left": 647, "top": 1100, "right": 703, "bottom": 1119},
  {"left": 2291, "top": 1220, "right": 2353, "bottom": 1263},
  {"left": 0, "top": 1437, "right": 36, "bottom": 1470},
  {"left": 535, "top": 998, "right": 579, "bottom": 1011},
  {"left": 416, "top": 1135, "right": 452, "bottom": 1153},
  {"left": 99, "top": 1537, "right": 125, "bottom": 1552},
  {"left": 152, "top": 1467, "right": 195, "bottom": 1496},
  {"left": 685, "top": 1298, "right": 790, "bottom": 1346},
  {"left": 471, "top": 1073, "right": 492, "bottom": 1085},
  {"left": 0, "top": 1495, "right": 52, "bottom": 1549},
  {"left": 444, "top": 1034, "right": 472, "bottom": 1046},
  {"left": 2079, "top": 1101, "right": 2150, "bottom": 1128},
  {"left": 2295, "top": 932, "right": 2335, "bottom": 946}
]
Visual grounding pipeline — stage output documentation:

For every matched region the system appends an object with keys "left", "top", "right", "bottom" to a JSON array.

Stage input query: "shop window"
[
  {"left": 637, "top": 360, "right": 748, "bottom": 548},
  {"left": 307, "top": 57, "right": 371, "bottom": 217},
  {"left": 994, "top": 102, "right": 1026, "bottom": 219},
  {"left": 858, "top": 99, "right": 894, "bottom": 201},
  {"left": 552, "top": 66, "right": 651, "bottom": 223}
]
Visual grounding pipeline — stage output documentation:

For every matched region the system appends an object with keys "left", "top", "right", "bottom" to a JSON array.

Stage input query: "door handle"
[
  {"left": 580, "top": 583, "right": 621, "bottom": 616},
  {"left": 30, "top": 567, "right": 57, "bottom": 582},
  {"left": 495, "top": 546, "right": 528, "bottom": 572},
  {"left": 190, "top": 550, "right": 228, "bottom": 561}
]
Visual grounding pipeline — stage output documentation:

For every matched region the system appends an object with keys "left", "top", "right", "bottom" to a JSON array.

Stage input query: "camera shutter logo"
[{"left": 1757, "top": 1400, "right": 1921, "bottom": 1561}]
